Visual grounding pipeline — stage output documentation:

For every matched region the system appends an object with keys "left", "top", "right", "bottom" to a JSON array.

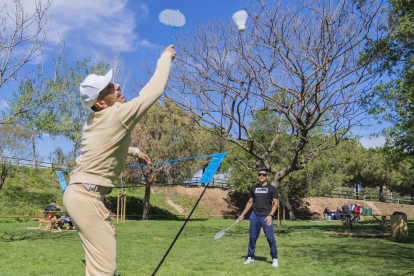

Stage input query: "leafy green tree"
[
  {"left": 46, "top": 58, "right": 109, "bottom": 161},
  {"left": 3, "top": 72, "right": 54, "bottom": 167},
  {"left": 345, "top": 147, "right": 401, "bottom": 201},
  {"left": 47, "top": 147, "right": 74, "bottom": 170},
  {"left": 361, "top": 0, "right": 414, "bottom": 157},
  {"left": 0, "top": 125, "right": 31, "bottom": 188},
  {"left": 387, "top": 157, "right": 414, "bottom": 203},
  {"left": 122, "top": 100, "right": 203, "bottom": 220},
  {"left": 1, "top": 46, "right": 68, "bottom": 167}
]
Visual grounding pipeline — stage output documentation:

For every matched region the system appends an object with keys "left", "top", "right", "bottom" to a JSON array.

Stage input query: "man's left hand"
[
  {"left": 264, "top": 215, "right": 273, "bottom": 226},
  {"left": 138, "top": 152, "right": 152, "bottom": 165}
]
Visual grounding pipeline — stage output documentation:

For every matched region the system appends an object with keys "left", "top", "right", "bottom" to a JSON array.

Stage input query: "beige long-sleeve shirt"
[{"left": 69, "top": 52, "right": 173, "bottom": 187}]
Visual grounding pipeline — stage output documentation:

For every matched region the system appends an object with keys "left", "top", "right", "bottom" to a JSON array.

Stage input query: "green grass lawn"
[{"left": 0, "top": 219, "right": 413, "bottom": 276}]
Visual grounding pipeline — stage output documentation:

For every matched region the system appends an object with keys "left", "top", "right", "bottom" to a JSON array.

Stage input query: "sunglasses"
[{"left": 257, "top": 173, "right": 268, "bottom": 177}]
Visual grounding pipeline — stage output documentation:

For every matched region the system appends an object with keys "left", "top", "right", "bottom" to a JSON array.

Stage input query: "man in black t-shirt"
[{"left": 237, "top": 168, "right": 279, "bottom": 268}]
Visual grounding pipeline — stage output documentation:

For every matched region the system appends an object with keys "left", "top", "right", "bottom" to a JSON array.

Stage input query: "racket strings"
[
  {"left": 215, "top": 230, "right": 226, "bottom": 239},
  {"left": 159, "top": 10, "right": 185, "bottom": 27}
]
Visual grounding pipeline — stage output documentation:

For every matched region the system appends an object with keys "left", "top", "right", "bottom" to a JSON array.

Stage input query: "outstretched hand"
[
  {"left": 163, "top": 45, "right": 176, "bottom": 59},
  {"left": 138, "top": 151, "right": 152, "bottom": 165},
  {"left": 237, "top": 215, "right": 244, "bottom": 222}
]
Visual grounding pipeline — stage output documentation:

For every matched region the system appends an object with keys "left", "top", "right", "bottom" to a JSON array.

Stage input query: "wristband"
[{"left": 135, "top": 147, "right": 139, "bottom": 156}]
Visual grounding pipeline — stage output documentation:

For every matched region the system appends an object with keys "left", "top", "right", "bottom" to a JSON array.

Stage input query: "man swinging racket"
[
  {"left": 63, "top": 45, "right": 176, "bottom": 276},
  {"left": 237, "top": 168, "right": 279, "bottom": 268}
]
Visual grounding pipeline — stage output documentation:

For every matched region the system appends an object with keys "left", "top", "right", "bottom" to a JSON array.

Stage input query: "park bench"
[
  {"left": 32, "top": 217, "right": 65, "bottom": 231},
  {"left": 33, "top": 210, "right": 70, "bottom": 232}
]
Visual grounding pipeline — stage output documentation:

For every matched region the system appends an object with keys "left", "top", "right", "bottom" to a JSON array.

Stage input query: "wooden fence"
[
  {"left": 0, "top": 156, "right": 58, "bottom": 170},
  {"left": 323, "top": 189, "right": 414, "bottom": 205}
]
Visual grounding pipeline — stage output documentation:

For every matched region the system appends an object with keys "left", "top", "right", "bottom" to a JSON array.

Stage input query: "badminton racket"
[
  {"left": 159, "top": 9, "right": 186, "bottom": 45},
  {"left": 215, "top": 220, "right": 240, "bottom": 239}
]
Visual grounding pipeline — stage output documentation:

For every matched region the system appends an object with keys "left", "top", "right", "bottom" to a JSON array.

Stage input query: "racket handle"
[
  {"left": 225, "top": 220, "right": 239, "bottom": 231},
  {"left": 170, "top": 26, "right": 173, "bottom": 45}
]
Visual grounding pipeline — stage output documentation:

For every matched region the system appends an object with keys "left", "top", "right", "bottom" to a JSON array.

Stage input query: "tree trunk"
[
  {"left": 379, "top": 185, "right": 383, "bottom": 202},
  {"left": 32, "top": 132, "right": 36, "bottom": 169},
  {"left": 0, "top": 164, "right": 9, "bottom": 189},
  {"left": 142, "top": 185, "right": 151, "bottom": 220},
  {"left": 73, "top": 141, "right": 77, "bottom": 163},
  {"left": 283, "top": 195, "right": 296, "bottom": 220},
  {"left": 355, "top": 183, "right": 358, "bottom": 200}
]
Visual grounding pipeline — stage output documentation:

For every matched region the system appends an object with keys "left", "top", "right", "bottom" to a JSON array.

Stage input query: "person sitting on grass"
[
  {"left": 323, "top": 206, "right": 331, "bottom": 220},
  {"left": 334, "top": 207, "right": 342, "bottom": 220}
]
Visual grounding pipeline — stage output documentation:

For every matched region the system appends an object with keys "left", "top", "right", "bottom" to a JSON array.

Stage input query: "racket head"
[
  {"left": 159, "top": 9, "right": 186, "bottom": 28},
  {"left": 215, "top": 230, "right": 226, "bottom": 240}
]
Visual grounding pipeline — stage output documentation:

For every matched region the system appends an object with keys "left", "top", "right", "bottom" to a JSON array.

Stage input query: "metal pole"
[
  {"left": 152, "top": 183, "right": 210, "bottom": 276},
  {"left": 120, "top": 196, "right": 123, "bottom": 224},
  {"left": 277, "top": 200, "right": 280, "bottom": 227},
  {"left": 117, "top": 191, "right": 120, "bottom": 225},
  {"left": 123, "top": 193, "right": 127, "bottom": 224}
]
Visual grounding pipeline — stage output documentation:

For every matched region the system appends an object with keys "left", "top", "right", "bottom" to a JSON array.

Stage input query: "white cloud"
[
  {"left": 137, "top": 39, "right": 158, "bottom": 48},
  {"left": 360, "top": 136, "right": 386, "bottom": 149},
  {"left": 47, "top": 0, "right": 140, "bottom": 53},
  {"left": 140, "top": 3, "right": 149, "bottom": 18},
  {"left": 2, "top": 0, "right": 150, "bottom": 53}
]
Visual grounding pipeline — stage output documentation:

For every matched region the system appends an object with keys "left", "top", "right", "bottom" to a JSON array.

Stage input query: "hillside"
[
  {"left": 151, "top": 186, "right": 414, "bottom": 219},
  {"left": 1, "top": 167, "right": 413, "bottom": 221}
]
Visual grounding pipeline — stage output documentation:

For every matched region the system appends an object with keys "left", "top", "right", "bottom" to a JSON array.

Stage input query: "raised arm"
[{"left": 117, "top": 46, "right": 176, "bottom": 129}]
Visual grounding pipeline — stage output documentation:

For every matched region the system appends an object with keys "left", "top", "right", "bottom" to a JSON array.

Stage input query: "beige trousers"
[{"left": 63, "top": 184, "right": 117, "bottom": 276}]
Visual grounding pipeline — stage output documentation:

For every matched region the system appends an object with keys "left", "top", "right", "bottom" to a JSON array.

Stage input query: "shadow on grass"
[
  {"left": 105, "top": 195, "right": 179, "bottom": 220},
  {"left": 0, "top": 228, "right": 77, "bottom": 242},
  {"left": 277, "top": 220, "right": 414, "bottom": 243},
  {"left": 221, "top": 190, "right": 250, "bottom": 218}
]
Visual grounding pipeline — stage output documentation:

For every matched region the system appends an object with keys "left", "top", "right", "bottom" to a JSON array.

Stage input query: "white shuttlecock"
[{"left": 232, "top": 10, "right": 248, "bottom": 32}]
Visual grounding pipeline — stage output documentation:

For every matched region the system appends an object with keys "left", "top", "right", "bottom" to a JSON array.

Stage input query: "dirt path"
[{"left": 165, "top": 198, "right": 184, "bottom": 215}]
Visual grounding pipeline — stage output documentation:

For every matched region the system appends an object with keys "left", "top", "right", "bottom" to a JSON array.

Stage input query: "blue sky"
[{"left": 0, "top": 0, "right": 388, "bottom": 161}]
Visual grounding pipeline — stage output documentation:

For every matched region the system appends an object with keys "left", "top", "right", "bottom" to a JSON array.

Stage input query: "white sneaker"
[
  {"left": 272, "top": 258, "right": 279, "bottom": 267},
  {"left": 244, "top": 257, "right": 254, "bottom": 265}
]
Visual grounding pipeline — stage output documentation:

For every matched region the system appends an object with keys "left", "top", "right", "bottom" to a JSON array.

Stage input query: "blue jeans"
[{"left": 247, "top": 212, "right": 278, "bottom": 259}]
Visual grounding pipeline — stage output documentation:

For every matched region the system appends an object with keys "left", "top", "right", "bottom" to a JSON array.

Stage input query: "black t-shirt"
[{"left": 249, "top": 183, "right": 279, "bottom": 217}]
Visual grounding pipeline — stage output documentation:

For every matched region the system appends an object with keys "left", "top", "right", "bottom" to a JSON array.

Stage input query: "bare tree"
[
  {"left": 99, "top": 49, "right": 131, "bottom": 92},
  {"left": 0, "top": 0, "right": 55, "bottom": 124},
  {"left": 0, "top": 0, "right": 53, "bottom": 86},
  {"left": 166, "top": 0, "right": 389, "bottom": 218}
]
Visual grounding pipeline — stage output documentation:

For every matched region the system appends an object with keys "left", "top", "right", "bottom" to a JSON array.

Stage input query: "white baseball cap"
[{"left": 80, "top": 68, "right": 114, "bottom": 107}]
